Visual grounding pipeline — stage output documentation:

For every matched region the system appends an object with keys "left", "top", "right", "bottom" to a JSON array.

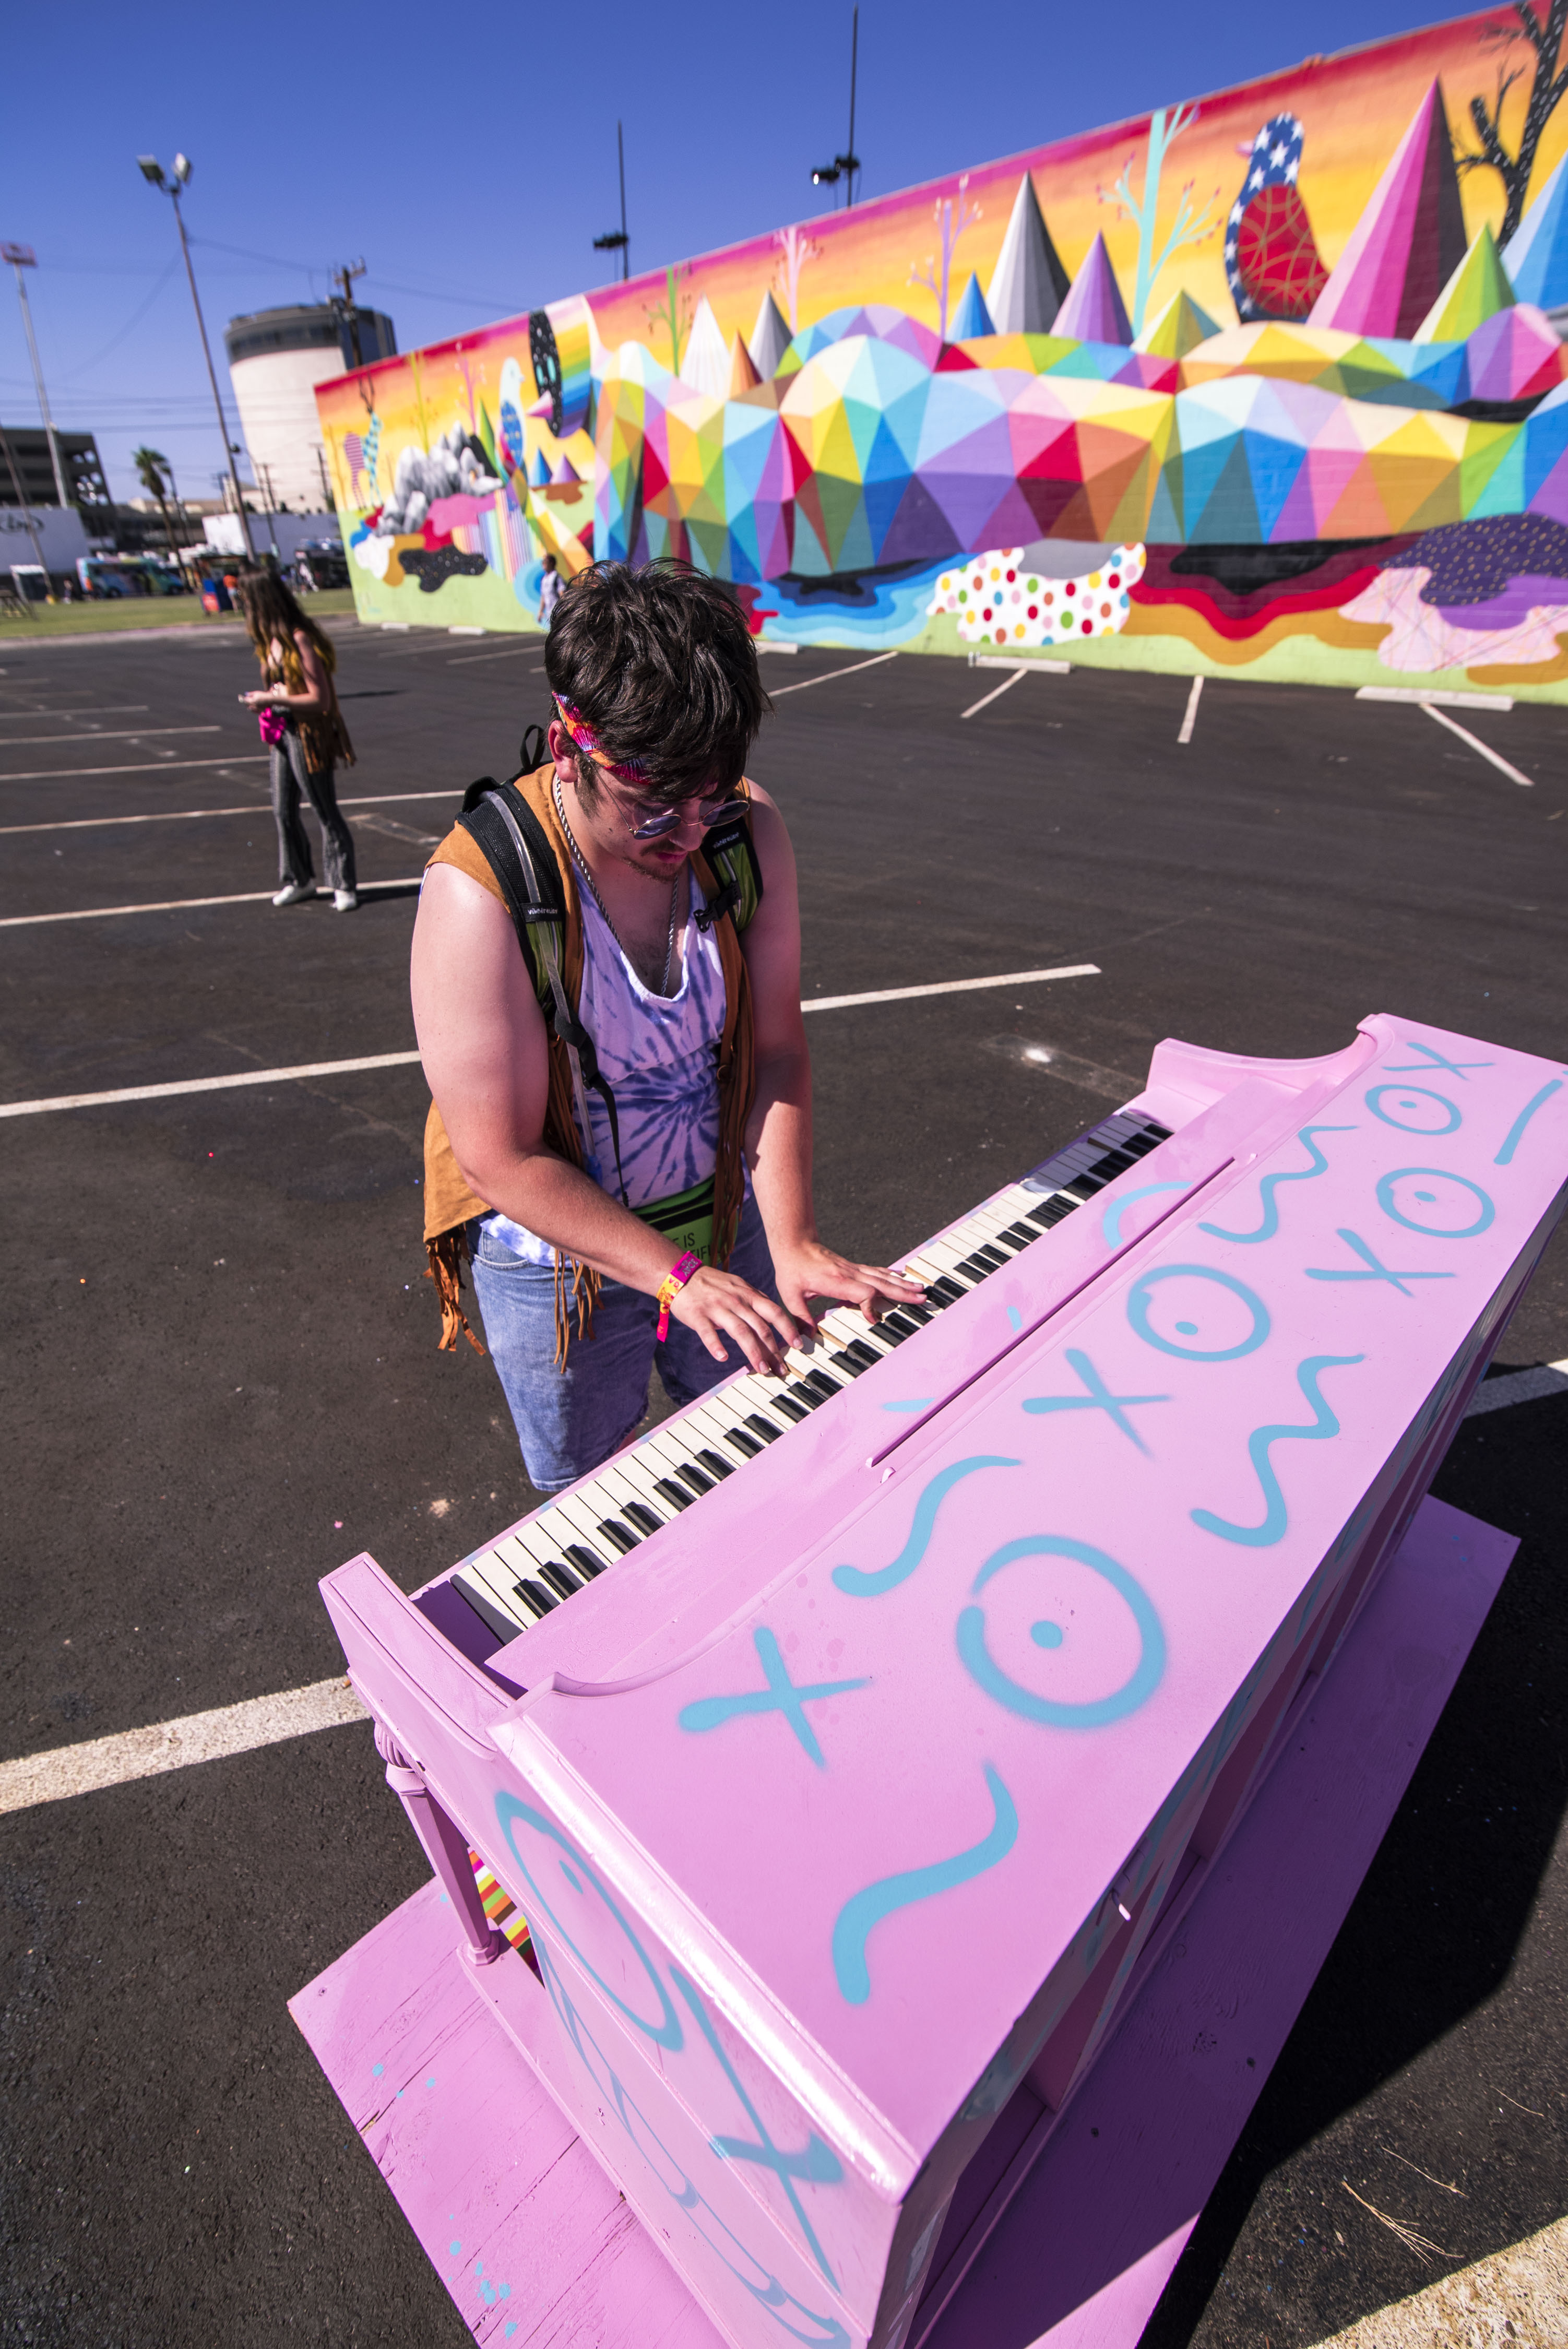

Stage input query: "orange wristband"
[{"left": 655, "top": 1250, "right": 704, "bottom": 1342}]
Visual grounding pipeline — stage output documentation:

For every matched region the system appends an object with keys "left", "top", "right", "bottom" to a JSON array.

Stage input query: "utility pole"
[
  {"left": 846, "top": 7, "right": 860, "bottom": 208},
  {"left": 593, "top": 122, "right": 631, "bottom": 280},
  {"left": 331, "top": 259, "right": 367, "bottom": 367},
  {"left": 1, "top": 244, "right": 69, "bottom": 505},
  {"left": 136, "top": 154, "right": 254, "bottom": 556}
]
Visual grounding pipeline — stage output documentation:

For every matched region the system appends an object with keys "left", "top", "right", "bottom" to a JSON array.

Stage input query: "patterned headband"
[{"left": 552, "top": 695, "right": 650, "bottom": 786}]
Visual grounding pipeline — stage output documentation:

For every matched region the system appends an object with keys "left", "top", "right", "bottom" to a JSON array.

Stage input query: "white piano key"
[{"left": 455, "top": 1555, "right": 533, "bottom": 1636}]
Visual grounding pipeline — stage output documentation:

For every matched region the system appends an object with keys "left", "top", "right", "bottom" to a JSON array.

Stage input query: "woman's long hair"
[{"left": 232, "top": 567, "right": 336, "bottom": 673}]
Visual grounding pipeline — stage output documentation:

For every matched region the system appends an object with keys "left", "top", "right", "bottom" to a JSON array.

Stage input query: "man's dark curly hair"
[{"left": 542, "top": 559, "right": 770, "bottom": 806}]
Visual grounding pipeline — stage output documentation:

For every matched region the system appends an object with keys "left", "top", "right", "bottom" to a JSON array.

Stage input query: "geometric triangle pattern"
[
  {"left": 1309, "top": 80, "right": 1467, "bottom": 339},
  {"left": 1415, "top": 224, "right": 1515, "bottom": 342}
]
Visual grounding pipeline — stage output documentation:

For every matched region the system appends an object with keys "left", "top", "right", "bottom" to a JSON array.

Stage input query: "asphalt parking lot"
[{"left": 1, "top": 618, "right": 1564, "bottom": 2347}]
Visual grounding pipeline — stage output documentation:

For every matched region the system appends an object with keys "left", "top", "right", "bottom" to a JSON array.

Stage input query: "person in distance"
[
  {"left": 412, "top": 558, "right": 924, "bottom": 1492},
  {"left": 235, "top": 568, "right": 360, "bottom": 912}
]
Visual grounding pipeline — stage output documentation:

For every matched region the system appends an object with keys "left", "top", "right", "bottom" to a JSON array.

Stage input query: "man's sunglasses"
[{"left": 621, "top": 791, "right": 747, "bottom": 840}]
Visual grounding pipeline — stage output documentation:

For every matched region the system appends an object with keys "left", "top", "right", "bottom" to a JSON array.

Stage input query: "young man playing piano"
[{"left": 411, "top": 559, "right": 924, "bottom": 1493}]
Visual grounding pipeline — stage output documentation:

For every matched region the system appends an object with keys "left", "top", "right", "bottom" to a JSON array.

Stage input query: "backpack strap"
[
  {"left": 695, "top": 803, "right": 764, "bottom": 935},
  {"left": 454, "top": 776, "right": 630, "bottom": 1204}
]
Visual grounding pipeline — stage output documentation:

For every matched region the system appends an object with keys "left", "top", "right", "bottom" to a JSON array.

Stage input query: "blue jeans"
[{"left": 469, "top": 1196, "right": 778, "bottom": 1492}]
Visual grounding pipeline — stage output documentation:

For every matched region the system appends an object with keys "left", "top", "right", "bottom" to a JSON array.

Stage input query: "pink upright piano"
[{"left": 299, "top": 1015, "right": 1566, "bottom": 2348}]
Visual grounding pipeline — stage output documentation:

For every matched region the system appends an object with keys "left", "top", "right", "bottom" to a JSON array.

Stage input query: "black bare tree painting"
[{"left": 1457, "top": 0, "right": 1568, "bottom": 246}]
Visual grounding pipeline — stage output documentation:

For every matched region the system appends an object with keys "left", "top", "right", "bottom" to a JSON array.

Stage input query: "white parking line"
[
  {"left": 1357, "top": 685, "right": 1514, "bottom": 711},
  {"left": 0, "top": 704, "right": 151, "bottom": 718},
  {"left": 0, "top": 964, "right": 1100, "bottom": 1115},
  {"left": 0, "top": 878, "right": 422, "bottom": 930},
  {"left": 961, "top": 668, "right": 1031, "bottom": 720},
  {"left": 0, "top": 725, "right": 220, "bottom": 748},
  {"left": 1178, "top": 674, "right": 1204, "bottom": 744},
  {"left": 0, "top": 1678, "right": 368, "bottom": 1818},
  {"left": 769, "top": 651, "right": 900, "bottom": 696},
  {"left": 802, "top": 962, "right": 1099, "bottom": 1012},
  {"left": 0, "top": 789, "right": 461, "bottom": 838},
  {"left": 0, "top": 755, "right": 269, "bottom": 782},
  {"left": 448, "top": 648, "right": 545, "bottom": 667},
  {"left": 0, "top": 1049, "right": 425, "bottom": 1118},
  {"left": 1422, "top": 701, "right": 1535, "bottom": 787}
]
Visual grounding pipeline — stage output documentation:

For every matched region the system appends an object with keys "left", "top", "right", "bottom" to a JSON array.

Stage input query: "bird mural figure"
[{"left": 1224, "top": 113, "right": 1328, "bottom": 323}]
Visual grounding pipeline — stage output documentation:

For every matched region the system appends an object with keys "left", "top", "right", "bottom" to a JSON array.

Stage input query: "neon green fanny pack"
[{"left": 632, "top": 1173, "right": 716, "bottom": 1266}]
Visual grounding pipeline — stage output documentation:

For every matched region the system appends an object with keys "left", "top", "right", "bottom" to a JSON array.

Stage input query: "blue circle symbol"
[
  {"left": 1376, "top": 1168, "right": 1495, "bottom": 1240},
  {"left": 957, "top": 1536, "right": 1165, "bottom": 1728},
  {"left": 1031, "top": 1620, "right": 1064, "bottom": 1648},
  {"left": 495, "top": 1793, "right": 684, "bottom": 2049},
  {"left": 1126, "top": 1265, "right": 1271, "bottom": 1361},
  {"left": 1366, "top": 1083, "right": 1462, "bottom": 1136}
]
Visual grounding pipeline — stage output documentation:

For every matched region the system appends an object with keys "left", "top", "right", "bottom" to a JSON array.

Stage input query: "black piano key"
[
  {"left": 842, "top": 1338, "right": 884, "bottom": 1370},
  {"left": 783, "top": 1380, "right": 823, "bottom": 1410},
  {"left": 538, "top": 1559, "right": 581, "bottom": 1601},
  {"left": 826, "top": 1348, "right": 865, "bottom": 1378},
  {"left": 562, "top": 1543, "right": 605, "bottom": 1581},
  {"left": 803, "top": 1368, "right": 842, "bottom": 1402},
  {"left": 676, "top": 1462, "right": 715, "bottom": 1497},
  {"left": 654, "top": 1477, "right": 695, "bottom": 1513},
  {"left": 724, "top": 1425, "right": 764, "bottom": 1458},
  {"left": 743, "top": 1411, "right": 782, "bottom": 1443},
  {"left": 515, "top": 1576, "right": 558, "bottom": 1617},
  {"left": 770, "top": 1393, "right": 810, "bottom": 1423},
  {"left": 974, "top": 1242, "right": 1012, "bottom": 1268},
  {"left": 694, "top": 1448, "right": 735, "bottom": 1481},
  {"left": 927, "top": 1276, "right": 969, "bottom": 1308},
  {"left": 623, "top": 1500, "right": 665, "bottom": 1537},
  {"left": 1027, "top": 1195, "right": 1077, "bottom": 1229},
  {"left": 952, "top": 1254, "right": 988, "bottom": 1282},
  {"left": 598, "top": 1518, "right": 640, "bottom": 1555},
  {"left": 896, "top": 1301, "right": 936, "bottom": 1326},
  {"left": 875, "top": 1313, "right": 915, "bottom": 1342}
]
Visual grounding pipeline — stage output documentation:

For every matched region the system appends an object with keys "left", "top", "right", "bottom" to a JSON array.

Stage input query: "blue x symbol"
[
  {"left": 1384, "top": 1039, "right": 1493, "bottom": 1082},
  {"left": 677, "top": 1628, "right": 868, "bottom": 1767},
  {"left": 1304, "top": 1228, "right": 1455, "bottom": 1297},
  {"left": 1022, "top": 1347, "right": 1170, "bottom": 1455}
]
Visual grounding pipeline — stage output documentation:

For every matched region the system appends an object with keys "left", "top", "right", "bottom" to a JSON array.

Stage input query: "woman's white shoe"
[
  {"left": 333, "top": 888, "right": 359, "bottom": 912},
  {"left": 271, "top": 881, "right": 313, "bottom": 907}
]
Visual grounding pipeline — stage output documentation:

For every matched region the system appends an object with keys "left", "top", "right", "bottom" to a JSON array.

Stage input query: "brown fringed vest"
[{"left": 421, "top": 762, "right": 758, "bottom": 1365}]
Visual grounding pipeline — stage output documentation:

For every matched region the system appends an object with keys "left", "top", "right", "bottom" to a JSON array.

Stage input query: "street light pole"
[
  {"left": 1, "top": 245, "right": 69, "bottom": 505},
  {"left": 617, "top": 121, "right": 628, "bottom": 282},
  {"left": 137, "top": 155, "right": 254, "bottom": 557},
  {"left": 846, "top": 7, "right": 860, "bottom": 209}
]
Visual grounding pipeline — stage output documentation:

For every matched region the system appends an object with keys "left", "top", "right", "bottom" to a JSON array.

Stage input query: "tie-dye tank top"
[{"left": 481, "top": 862, "right": 728, "bottom": 1264}]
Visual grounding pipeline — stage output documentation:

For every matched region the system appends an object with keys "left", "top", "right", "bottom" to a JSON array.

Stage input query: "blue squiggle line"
[
  {"left": 1198, "top": 1124, "right": 1355, "bottom": 1245},
  {"left": 831, "top": 1455, "right": 1019, "bottom": 1598},
  {"left": 1495, "top": 1077, "right": 1565, "bottom": 1166},
  {"left": 1100, "top": 1180, "right": 1189, "bottom": 1247},
  {"left": 831, "top": 1764, "right": 1018, "bottom": 2003},
  {"left": 1190, "top": 1353, "right": 1364, "bottom": 1548}
]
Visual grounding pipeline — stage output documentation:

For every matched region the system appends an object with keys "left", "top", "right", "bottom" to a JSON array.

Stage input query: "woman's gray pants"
[{"left": 269, "top": 730, "right": 357, "bottom": 892}]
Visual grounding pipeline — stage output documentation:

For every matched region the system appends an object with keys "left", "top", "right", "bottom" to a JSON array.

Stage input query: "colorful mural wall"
[{"left": 316, "top": 5, "right": 1568, "bottom": 699}]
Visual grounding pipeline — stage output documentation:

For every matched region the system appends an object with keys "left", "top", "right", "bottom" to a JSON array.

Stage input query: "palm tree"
[{"left": 131, "top": 446, "right": 176, "bottom": 551}]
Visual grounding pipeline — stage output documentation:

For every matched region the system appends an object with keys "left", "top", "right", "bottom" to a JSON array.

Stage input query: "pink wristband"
[{"left": 655, "top": 1250, "right": 704, "bottom": 1341}]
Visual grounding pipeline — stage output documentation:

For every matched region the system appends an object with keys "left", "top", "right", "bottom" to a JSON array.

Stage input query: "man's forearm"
[
  {"left": 746, "top": 1048, "right": 817, "bottom": 1252},
  {"left": 464, "top": 1145, "right": 678, "bottom": 1292}
]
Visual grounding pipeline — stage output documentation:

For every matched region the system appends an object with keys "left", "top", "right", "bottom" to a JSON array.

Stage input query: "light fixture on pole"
[
  {"left": 331, "top": 259, "right": 367, "bottom": 368},
  {"left": 593, "top": 121, "right": 631, "bottom": 281},
  {"left": 1, "top": 244, "right": 70, "bottom": 507},
  {"left": 812, "top": 7, "right": 862, "bottom": 207},
  {"left": 137, "top": 152, "right": 255, "bottom": 557}
]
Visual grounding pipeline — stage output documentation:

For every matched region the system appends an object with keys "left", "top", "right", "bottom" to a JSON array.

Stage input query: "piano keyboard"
[{"left": 453, "top": 1106, "right": 1172, "bottom": 1647}]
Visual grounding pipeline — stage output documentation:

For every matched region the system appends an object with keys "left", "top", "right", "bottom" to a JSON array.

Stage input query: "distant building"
[
  {"left": 224, "top": 301, "right": 396, "bottom": 513},
  {"left": 0, "top": 426, "right": 112, "bottom": 512}
]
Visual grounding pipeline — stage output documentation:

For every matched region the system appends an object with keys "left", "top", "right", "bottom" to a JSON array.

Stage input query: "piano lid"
[{"left": 488, "top": 1016, "right": 1567, "bottom": 2180}]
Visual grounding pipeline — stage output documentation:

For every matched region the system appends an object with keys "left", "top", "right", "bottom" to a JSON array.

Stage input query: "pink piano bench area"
[{"left": 292, "top": 1014, "right": 1566, "bottom": 2349}]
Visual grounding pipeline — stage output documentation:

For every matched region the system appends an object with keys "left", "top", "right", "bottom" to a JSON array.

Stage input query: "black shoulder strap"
[
  {"left": 695, "top": 804, "right": 764, "bottom": 935},
  {"left": 453, "top": 776, "right": 629, "bottom": 1202}
]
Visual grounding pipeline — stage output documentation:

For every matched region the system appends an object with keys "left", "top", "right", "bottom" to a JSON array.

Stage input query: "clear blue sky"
[{"left": 3, "top": 0, "right": 1468, "bottom": 506}]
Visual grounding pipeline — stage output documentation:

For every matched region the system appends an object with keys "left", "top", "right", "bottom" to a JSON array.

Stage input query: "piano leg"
[{"left": 373, "top": 1721, "right": 507, "bottom": 1971}]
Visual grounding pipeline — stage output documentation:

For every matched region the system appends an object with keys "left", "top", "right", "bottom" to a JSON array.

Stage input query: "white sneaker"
[
  {"left": 271, "top": 881, "right": 313, "bottom": 907},
  {"left": 333, "top": 888, "right": 359, "bottom": 912}
]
